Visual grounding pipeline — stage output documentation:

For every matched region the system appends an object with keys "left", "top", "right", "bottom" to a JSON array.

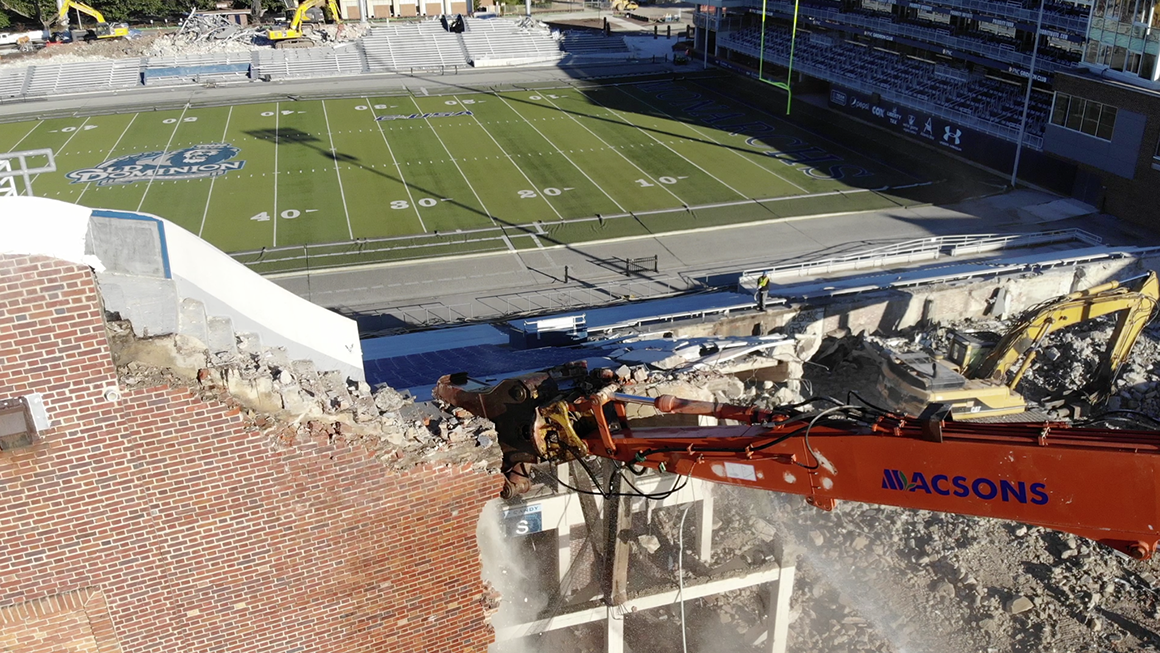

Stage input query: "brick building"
[
  {"left": 0, "top": 203, "right": 502, "bottom": 651},
  {"left": 1042, "top": 71, "right": 1160, "bottom": 229}
]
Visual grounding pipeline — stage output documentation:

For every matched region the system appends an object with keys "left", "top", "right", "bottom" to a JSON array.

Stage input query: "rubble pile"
[
  {"left": 1, "top": 16, "right": 370, "bottom": 67},
  {"left": 1021, "top": 318, "right": 1160, "bottom": 420},
  {"left": 699, "top": 485, "right": 1160, "bottom": 653},
  {"left": 145, "top": 15, "right": 264, "bottom": 56},
  {"left": 0, "top": 32, "right": 166, "bottom": 68},
  {"left": 106, "top": 320, "right": 500, "bottom": 472}
]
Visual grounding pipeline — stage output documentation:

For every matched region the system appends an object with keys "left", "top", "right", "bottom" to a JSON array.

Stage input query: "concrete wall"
[
  {"left": 674, "top": 257, "right": 1160, "bottom": 341},
  {"left": 1043, "top": 108, "right": 1146, "bottom": 180},
  {"left": 85, "top": 208, "right": 364, "bottom": 381},
  {"left": 0, "top": 253, "right": 501, "bottom": 652}
]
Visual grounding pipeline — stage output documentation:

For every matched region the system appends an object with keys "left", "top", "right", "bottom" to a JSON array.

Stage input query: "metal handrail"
[{"left": 741, "top": 229, "right": 1101, "bottom": 281}]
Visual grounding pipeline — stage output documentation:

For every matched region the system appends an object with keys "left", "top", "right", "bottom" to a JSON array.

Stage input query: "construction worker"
[{"left": 754, "top": 271, "right": 770, "bottom": 311}]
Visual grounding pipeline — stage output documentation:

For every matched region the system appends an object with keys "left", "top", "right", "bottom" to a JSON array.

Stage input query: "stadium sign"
[{"left": 66, "top": 144, "right": 245, "bottom": 186}]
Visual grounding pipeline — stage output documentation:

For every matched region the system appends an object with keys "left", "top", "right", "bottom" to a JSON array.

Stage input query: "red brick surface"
[{"left": 0, "top": 254, "right": 501, "bottom": 652}]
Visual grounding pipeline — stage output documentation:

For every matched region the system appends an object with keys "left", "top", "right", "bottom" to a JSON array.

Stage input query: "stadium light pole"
[
  {"left": 1011, "top": 0, "right": 1046, "bottom": 187},
  {"left": 759, "top": 0, "right": 800, "bottom": 115}
]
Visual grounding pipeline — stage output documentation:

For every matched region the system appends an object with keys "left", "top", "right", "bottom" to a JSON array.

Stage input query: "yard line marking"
[
  {"left": 32, "top": 116, "right": 89, "bottom": 186},
  {"left": 585, "top": 94, "right": 748, "bottom": 200},
  {"left": 614, "top": 86, "right": 808, "bottom": 193},
  {"left": 198, "top": 106, "right": 232, "bottom": 237},
  {"left": 454, "top": 94, "right": 562, "bottom": 220},
  {"left": 496, "top": 94, "right": 626, "bottom": 213},
  {"left": 6, "top": 120, "right": 42, "bottom": 153},
  {"left": 406, "top": 97, "right": 514, "bottom": 251},
  {"left": 273, "top": 103, "right": 280, "bottom": 246},
  {"left": 366, "top": 98, "right": 426, "bottom": 233},
  {"left": 537, "top": 93, "right": 688, "bottom": 206},
  {"left": 136, "top": 106, "right": 187, "bottom": 212},
  {"left": 322, "top": 101, "right": 353, "bottom": 240},
  {"left": 75, "top": 113, "right": 138, "bottom": 205}
]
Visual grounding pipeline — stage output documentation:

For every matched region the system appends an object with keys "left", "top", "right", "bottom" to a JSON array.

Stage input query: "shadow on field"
[
  {"left": 241, "top": 125, "right": 664, "bottom": 294},
  {"left": 399, "top": 70, "right": 1008, "bottom": 210}
]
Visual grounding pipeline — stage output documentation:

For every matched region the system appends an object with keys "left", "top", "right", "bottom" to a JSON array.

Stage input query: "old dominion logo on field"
[{"left": 66, "top": 143, "right": 245, "bottom": 186}]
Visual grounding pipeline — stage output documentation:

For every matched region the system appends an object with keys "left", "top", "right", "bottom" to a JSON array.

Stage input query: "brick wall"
[{"left": 0, "top": 254, "right": 501, "bottom": 652}]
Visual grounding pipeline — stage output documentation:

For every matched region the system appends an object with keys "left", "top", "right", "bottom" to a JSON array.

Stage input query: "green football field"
[{"left": 1, "top": 77, "right": 932, "bottom": 272}]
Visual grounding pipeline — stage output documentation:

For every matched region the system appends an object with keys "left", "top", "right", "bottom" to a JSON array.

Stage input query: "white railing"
[{"left": 740, "top": 229, "right": 1101, "bottom": 286}]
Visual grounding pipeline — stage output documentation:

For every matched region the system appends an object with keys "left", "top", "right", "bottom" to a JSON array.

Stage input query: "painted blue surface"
[
  {"left": 366, "top": 343, "right": 614, "bottom": 396},
  {"left": 144, "top": 63, "right": 251, "bottom": 79},
  {"left": 511, "top": 291, "right": 755, "bottom": 333},
  {"left": 361, "top": 323, "right": 508, "bottom": 359},
  {"left": 364, "top": 292, "right": 754, "bottom": 394}
]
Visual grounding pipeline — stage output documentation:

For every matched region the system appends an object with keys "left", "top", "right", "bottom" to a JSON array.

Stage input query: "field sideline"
[{"left": 1, "top": 77, "right": 930, "bottom": 269}]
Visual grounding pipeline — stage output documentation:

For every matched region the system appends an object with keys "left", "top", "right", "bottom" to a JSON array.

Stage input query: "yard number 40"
[{"left": 251, "top": 210, "right": 305, "bottom": 221}]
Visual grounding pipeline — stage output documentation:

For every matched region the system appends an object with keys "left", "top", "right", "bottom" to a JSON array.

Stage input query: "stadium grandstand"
[{"left": 691, "top": 0, "right": 1160, "bottom": 226}]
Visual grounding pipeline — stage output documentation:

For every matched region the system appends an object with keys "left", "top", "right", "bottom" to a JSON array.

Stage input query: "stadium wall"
[
  {"left": 826, "top": 85, "right": 1078, "bottom": 193},
  {"left": 0, "top": 253, "right": 501, "bottom": 652},
  {"left": 1042, "top": 72, "right": 1160, "bottom": 230}
]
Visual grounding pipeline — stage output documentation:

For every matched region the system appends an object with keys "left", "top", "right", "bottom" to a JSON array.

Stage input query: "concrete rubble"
[
  {"left": 0, "top": 17, "right": 370, "bottom": 68},
  {"left": 671, "top": 482, "right": 1160, "bottom": 653},
  {"left": 105, "top": 318, "right": 501, "bottom": 472}
]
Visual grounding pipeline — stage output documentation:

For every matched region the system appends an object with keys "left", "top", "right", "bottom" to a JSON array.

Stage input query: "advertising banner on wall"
[
  {"left": 827, "top": 86, "right": 1075, "bottom": 191},
  {"left": 828, "top": 86, "right": 1011, "bottom": 164}
]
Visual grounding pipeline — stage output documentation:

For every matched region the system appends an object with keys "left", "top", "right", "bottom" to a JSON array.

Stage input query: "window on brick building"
[{"left": 1051, "top": 93, "right": 1119, "bottom": 141}]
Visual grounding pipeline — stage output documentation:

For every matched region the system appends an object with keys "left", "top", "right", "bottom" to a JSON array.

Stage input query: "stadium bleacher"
[
  {"left": 21, "top": 58, "right": 142, "bottom": 97},
  {"left": 460, "top": 18, "right": 563, "bottom": 65},
  {"left": 721, "top": 26, "right": 1052, "bottom": 144},
  {"left": 559, "top": 31, "right": 632, "bottom": 55}
]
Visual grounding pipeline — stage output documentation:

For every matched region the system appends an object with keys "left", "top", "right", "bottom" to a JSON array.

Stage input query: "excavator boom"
[
  {"left": 436, "top": 363, "right": 1160, "bottom": 560},
  {"left": 56, "top": 0, "right": 128, "bottom": 39},
  {"left": 973, "top": 271, "right": 1159, "bottom": 401},
  {"left": 874, "top": 271, "right": 1159, "bottom": 419}
]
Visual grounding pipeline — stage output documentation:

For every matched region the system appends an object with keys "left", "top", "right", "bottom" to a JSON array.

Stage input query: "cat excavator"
[
  {"left": 55, "top": 0, "right": 129, "bottom": 41},
  {"left": 268, "top": 0, "right": 342, "bottom": 48},
  {"left": 873, "top": 271, "right": 1159, "bottom": 420},
  {"left": 435, "top": 359, "right": 1160, "bottom": 561}
]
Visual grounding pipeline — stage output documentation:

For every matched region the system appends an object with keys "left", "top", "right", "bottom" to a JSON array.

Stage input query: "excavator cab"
[{"left": 945, "top": 330, "right": 1001, "bottom": 371}]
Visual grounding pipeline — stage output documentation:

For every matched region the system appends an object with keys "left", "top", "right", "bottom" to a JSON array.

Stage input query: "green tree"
[
  {"left": 1, "top": 0, "right": 58, "bottom": 29},
  {"left": 0, "top": 9, "right": 10, "bottom": 28}
]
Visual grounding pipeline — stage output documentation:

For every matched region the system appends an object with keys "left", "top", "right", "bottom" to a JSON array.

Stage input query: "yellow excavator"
[
  {"left": 268, "top": 0, "right": 341, "bottom": 48},
  {"left": 611, "top": 0, "right": 639, "bottom": 11},
  {"left": 873, "top": 271, "right": 1160, "bottom": 420},
  {"left": 55, "top": 0, "right": 129, "bottom": 41}
]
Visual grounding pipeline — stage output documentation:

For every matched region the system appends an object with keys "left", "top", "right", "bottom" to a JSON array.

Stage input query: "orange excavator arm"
[{"left": 435, "top": 362, "right": 1160, "bottom": 560}]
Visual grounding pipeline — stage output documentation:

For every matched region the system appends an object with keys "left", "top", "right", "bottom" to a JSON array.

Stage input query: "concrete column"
[
  {"left": 699, "top": 490, "right": 714, "bottom": 563},
  {"left": 606, "top": 607, "right": 624, "bottom": 653},
  {"left": 557, "top": 463, "right": 571, "bottom": 583},
  {"left": 768, "top": 565, "right": 795, "bottom": 653}
]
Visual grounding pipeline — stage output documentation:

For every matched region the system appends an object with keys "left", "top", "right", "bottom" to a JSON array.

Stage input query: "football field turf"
[{"left": 1, "top": 77, "right": 932, "bottom": 272}]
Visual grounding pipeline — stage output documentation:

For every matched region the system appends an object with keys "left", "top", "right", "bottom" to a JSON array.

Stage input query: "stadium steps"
[
  {"left": 362, "top": 22, "right": 468, "bottom": 72},
  {"left": 560, "top": 31, "right": 631, "bottom": 55},
  {"left": 460, "top": 18, "right": 563, "bottom": 66},
  {"left": 0, "top": 68, "right": 27, "bottom": 100},
  {"left": 254, "top": 44, "right": 367, "bottom": 80},
  {"left": 21, "top": 58, "right": 143, "bottom": 97}
]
